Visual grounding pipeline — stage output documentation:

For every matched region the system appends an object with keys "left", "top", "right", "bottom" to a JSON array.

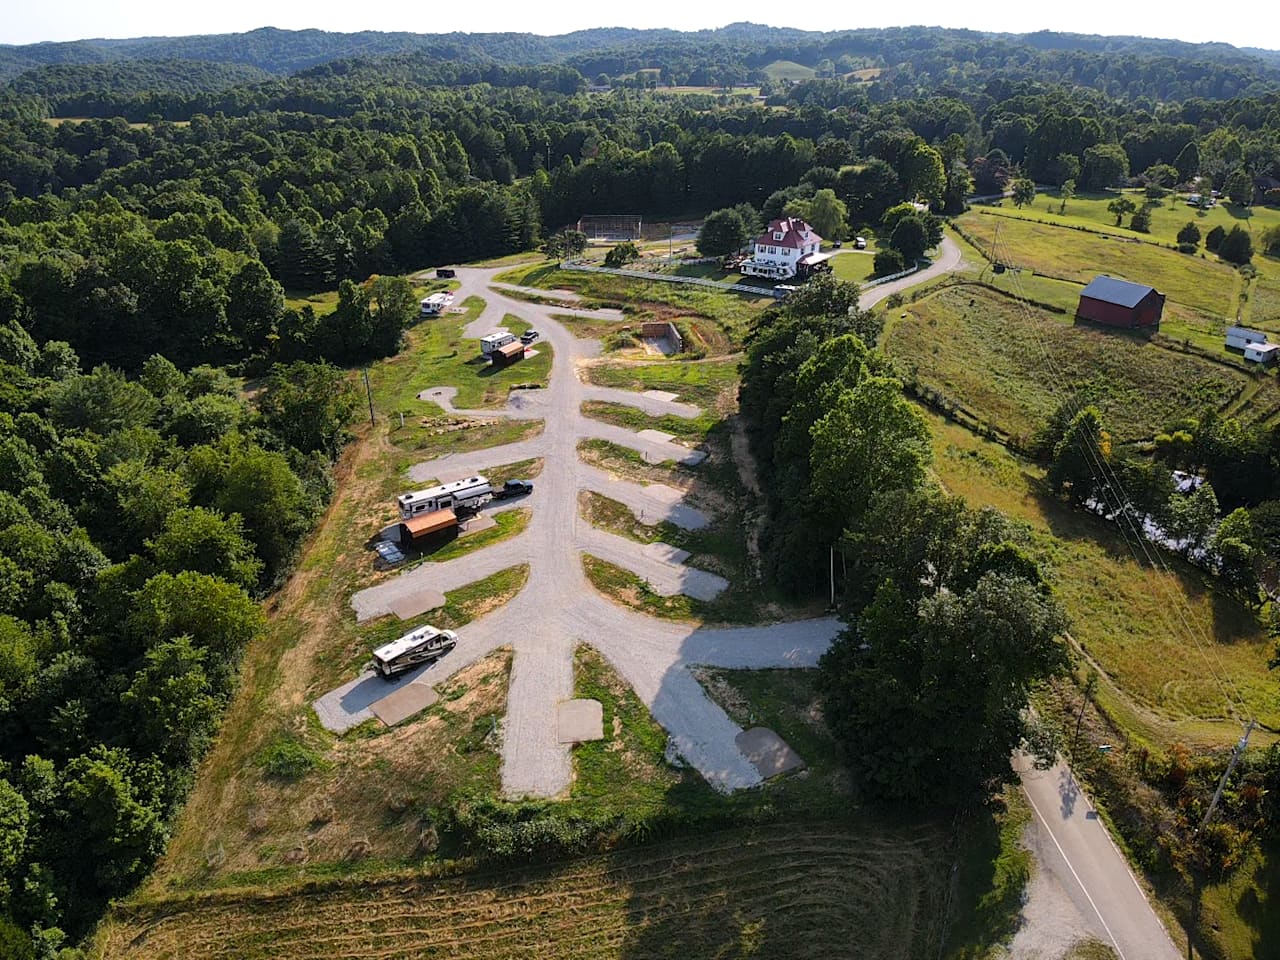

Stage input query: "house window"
[{"left": 774, "top": 232, "right": 783, "bottom": 241}]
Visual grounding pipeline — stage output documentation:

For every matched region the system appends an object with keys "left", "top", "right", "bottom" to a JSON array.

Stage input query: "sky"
[{"left": 2, "top": 0, "right": 1277, "bottom": 52}]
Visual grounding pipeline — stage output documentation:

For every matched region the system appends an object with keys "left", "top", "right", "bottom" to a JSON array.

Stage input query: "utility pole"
[
  {"left": 362, "top": 368, "right": 375, "bottom": 427},
  {"left": 1071, "top": 671, "right": 1097, "bottom": 755},
  {"left": 1199, "top": 719, "right": 1256, "bottom": 831},
  {"left": 829, "top": 545, "right": 835, "bottom": 608}
]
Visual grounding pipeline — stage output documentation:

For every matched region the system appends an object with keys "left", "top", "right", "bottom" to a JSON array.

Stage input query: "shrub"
[
  {"left": 258, "top": 736, "right": 323, "bottom": 781},
  {"left": 874, "top": 248, "right": 906, "bottom": 277},
  {"left": 1177, "top": 242, "right": 1198, "bottom": 255},
  {"left": 1176, "top": 222, "right": 1200, "bottom": 246},
  {"left": 1205, "top": 225, "right": 1226, "bottom": 252}
]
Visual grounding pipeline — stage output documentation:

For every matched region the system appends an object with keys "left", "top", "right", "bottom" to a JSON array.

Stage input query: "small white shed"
[{"left": 1244, "top": 342, "right": 1280, "bottom": 365}]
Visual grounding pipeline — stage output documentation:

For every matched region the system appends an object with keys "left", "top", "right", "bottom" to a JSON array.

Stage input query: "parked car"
[
  {"left": 520, "top": 330, "right": 540, "bottom": 344},
  {"left": 832, "top": 240, "right": 843, "bottom": 249},
  {"left": 436, "top": 267, "right": 456, "bottom": 278},
  {"left": 854, "top": 236, "right": 867, "bottom": 249},
  {"left": 374, "top": 540, "right": 406, "bottom": 566},
  {"left": 494, "top": 479, "right": 534, "bottom": 500}
]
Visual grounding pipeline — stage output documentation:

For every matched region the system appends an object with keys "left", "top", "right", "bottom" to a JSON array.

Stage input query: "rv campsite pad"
[
  {"left": 369, "top": 679, "right": 440, "bottom": 727},
  {"left": 556, "top": 699, "right": 604, "bottom": 744},
  {"left": 642, "top": 542, "right": 690, "bottom": 565},
  {"left": 458, "top": 513, "right": 497, "bottom": 536},
  {"left": 642, "top": 390, "right": 680, "bottom": 403},
  {"left": 388, "top": 589, "right": 446, "bottom": 621},
  {"left": 734, "top": 727, "right": 805, "bottom": 779},
  {"left": 636, "top": 429, "right": 676, "bottom": 444}
]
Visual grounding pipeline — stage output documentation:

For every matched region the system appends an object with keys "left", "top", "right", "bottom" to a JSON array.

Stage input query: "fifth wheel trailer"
[
  {"left": 372, "top": 625, "right": 458, "bottom": 678},
  {"left": 397, "top": 475, "right": 491, "bottom": 519}
]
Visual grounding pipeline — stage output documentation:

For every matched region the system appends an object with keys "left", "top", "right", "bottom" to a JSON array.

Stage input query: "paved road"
[
  {"left": 1016, "top": 755, "right": 1181, "bottom": 960},
  {"left": 860, "top": 235, "right": 963, "bottom": 310}
]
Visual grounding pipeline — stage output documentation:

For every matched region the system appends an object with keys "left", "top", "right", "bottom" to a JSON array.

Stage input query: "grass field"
[
  {"left": 956, "top": 211, "right": 1243, "bottom": 317},
  {"left": 495, "top": 262, "right": 772, "bottom": 345},
  {"left": 832, "top": 252, "right": 879, "bottom": 283},
  {"left": 974, "top": 189, "right": 1280, "bottom": 273},
  {"left": 886, "top": 284, "right": 1261, "bottom": 442},
  {"left": 582, "top": 358, "right": 740, "bottom": 409},
  {"left": 925, "top": 410, "right": 1278, "bottom": 746},
  {"left": 763, "top": 59, "right": 817, "bottom": 81}
]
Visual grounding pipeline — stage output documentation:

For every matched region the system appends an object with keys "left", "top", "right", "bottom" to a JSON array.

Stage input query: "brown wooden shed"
[
  {"left": 490, "top": 340, "right": 525, "bottom": 367},
  {"left": 1076, "top": 276, "right": 1165, "bottom": 329},
  {"left": 398, "top": 507, "right": 458, "bottom": 546}
]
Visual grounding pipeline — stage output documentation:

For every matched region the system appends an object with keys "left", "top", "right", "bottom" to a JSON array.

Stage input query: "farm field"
[
  {"left": 956, "top": 210, "right": 1243, "bottom": 317},
  {"left": 924, "top": 410, "right": 1279, "bottom": 746},
  {"left": 885, "top": 284, "right": 1263, "bottom": 442},
  {"left": 98, "top": 821, "right": 952, "bottom": 960},
  {"left": 973, "top": 188, "right": 1280, "bottom": 265}
]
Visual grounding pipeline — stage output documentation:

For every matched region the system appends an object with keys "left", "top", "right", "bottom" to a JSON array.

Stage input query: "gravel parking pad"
[{"left": 735, "top": 727, "right": 805, "bottom": 778}]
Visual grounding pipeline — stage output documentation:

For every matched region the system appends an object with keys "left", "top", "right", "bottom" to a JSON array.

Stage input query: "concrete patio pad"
[
  {"left": 636, "top": 428, "right": 676, "bottom": 444},
  {"left": 557, "top": 698, "right": 604, "bottom": 743},
  {"left": 643, "top": 542, "right": 690, "bottom": 565},
  {"left": 735, "top": 727, "right": 805, "bottom": 779},
  {"left": 388, "top": 589, "right": 445, "bottom": 621},
  {"left": 371, "top": 680, "right": 440, "bottom": 727}
]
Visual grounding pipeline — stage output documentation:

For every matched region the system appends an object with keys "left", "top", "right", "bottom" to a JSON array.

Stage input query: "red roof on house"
[{"left": 755, "top": 217, "right": 822, "bottom": 250}]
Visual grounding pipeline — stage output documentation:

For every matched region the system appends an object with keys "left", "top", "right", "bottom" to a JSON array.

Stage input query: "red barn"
[{"left": 1076, "top": 276, "right": 1165, "bottom": 329}]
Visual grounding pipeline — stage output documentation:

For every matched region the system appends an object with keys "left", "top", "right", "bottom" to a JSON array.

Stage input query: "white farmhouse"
[{"left": 740, "top": 217, "right": 826, "bottom": 280}]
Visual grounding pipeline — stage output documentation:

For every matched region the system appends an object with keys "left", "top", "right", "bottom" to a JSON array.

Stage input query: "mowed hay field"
[
  {"left": 925, "top": 412, "right": 1280, "bottom": 745},
  {"left": 885, "top": 284, "right": 1255, "bottom": 442},
  {"left": 96, "top": 823, "right": 949, "bottom": 960},
  {"left": 955, "top": 212, "right": 1242, "bottom": 317}
]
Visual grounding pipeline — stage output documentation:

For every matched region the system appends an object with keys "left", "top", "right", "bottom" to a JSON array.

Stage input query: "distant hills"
[{"left": 2, "top": 23, "right": 1278, "bottom": 84}]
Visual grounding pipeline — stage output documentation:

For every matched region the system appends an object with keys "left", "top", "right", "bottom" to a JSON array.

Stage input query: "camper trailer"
[
  {"left": 480, "top": 332, "right": 517, "bottom": 355},
  {"left": 396, "top": 475, "right": 492, "bottom": 519},
  {"left": 372, "top": 625, "right": 458, "bottom": 678},
  {"left": 419, "top": 292, "right": 452, "bottom": 317}
]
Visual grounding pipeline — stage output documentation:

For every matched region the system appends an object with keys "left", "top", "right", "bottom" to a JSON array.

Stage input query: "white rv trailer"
[
  {"left": 480, "top": 332, "right": 517, "bottom": 355},
  {"left": 419, "top": 292, "right": 451, "bottom": 316},
  {"left": 372, "top": 624, "right": 458, "bottom": 678},
  {"left": 396, "top": 475, "right": 492, "bottom": 519}
]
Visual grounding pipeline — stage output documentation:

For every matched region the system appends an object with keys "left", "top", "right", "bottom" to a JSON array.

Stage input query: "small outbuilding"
[
  {"left": 1076, "top": 276, "right": 1165, "bottom": 329},
  {"left": 490, "top": 340, "right": 525, "bottom": 367},
  {"left": 398, "top": 507, "right": 458, "bottom": 547},
  {"left": 1245, "top": 342, "right": 1280, "bottom": 365},
  {"left": 1226, "top": 326, "right": 1269, "bottom": 350}
]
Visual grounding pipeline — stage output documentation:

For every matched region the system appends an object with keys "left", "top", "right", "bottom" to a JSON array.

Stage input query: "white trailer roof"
[{"left": 373, "top": 625, "right": 447, "bottom": 663}]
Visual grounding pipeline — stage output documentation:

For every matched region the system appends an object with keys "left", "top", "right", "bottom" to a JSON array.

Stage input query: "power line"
[{"left": 979, "top": 222, "right": 1254, "bottom": 729}]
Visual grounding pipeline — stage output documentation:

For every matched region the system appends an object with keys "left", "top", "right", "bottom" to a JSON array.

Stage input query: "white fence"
[{"left": 561, "top": 256, "right": 925, "bottom": 297}]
